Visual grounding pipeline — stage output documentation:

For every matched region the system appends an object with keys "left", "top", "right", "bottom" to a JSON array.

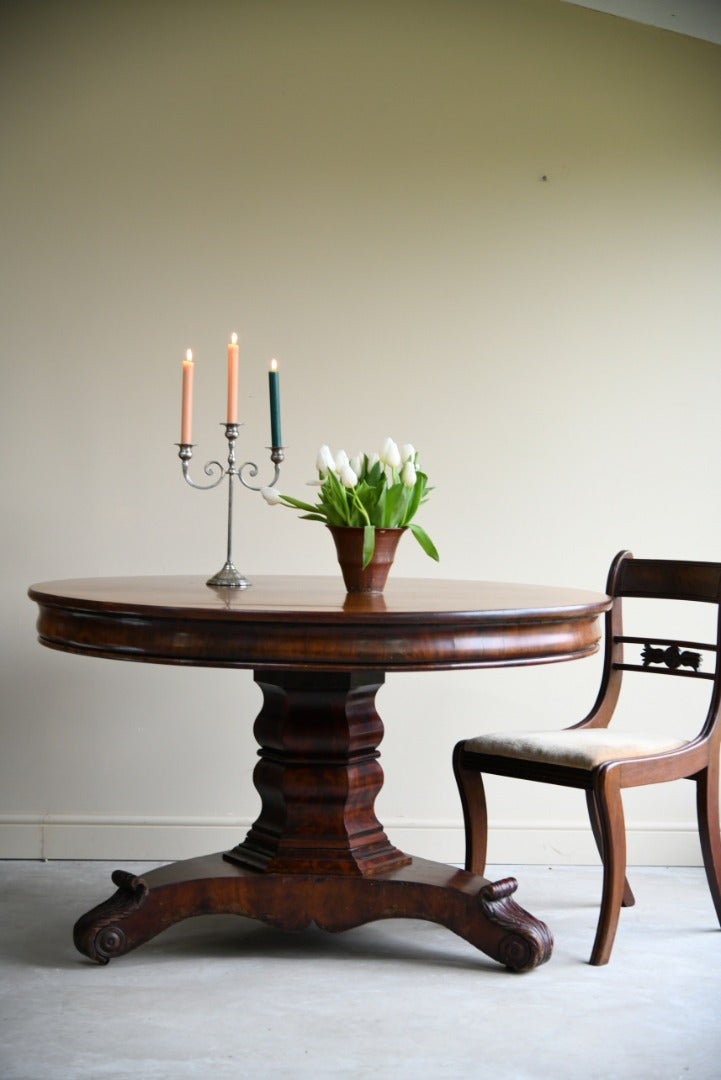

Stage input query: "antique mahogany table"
[{"left": 28, "top": 575, "right": 610, "bottom": 972}]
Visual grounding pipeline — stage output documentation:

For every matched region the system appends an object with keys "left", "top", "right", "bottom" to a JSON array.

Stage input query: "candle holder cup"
[{"left": 177, "top": 424, "right": 284, "bottom": 588}]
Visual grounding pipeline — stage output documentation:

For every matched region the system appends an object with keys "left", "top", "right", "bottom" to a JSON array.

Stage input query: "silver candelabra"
[{"left": 177, "top": 424, "right": 284, "bottom": 588}]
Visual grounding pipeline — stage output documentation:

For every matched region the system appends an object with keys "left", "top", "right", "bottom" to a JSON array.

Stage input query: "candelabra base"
[{"left": 206, "top": 561, "right": 251, "bottom": 589}]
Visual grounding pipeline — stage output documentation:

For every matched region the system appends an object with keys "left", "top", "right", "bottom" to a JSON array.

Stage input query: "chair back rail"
[{"left": 616, "top": 557, "right": 721, "bottom": 603}]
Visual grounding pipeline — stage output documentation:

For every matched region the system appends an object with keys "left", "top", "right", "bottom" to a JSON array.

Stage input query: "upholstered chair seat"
[{"left": 464, "top": 729, "right": 688, "bottom": 770}]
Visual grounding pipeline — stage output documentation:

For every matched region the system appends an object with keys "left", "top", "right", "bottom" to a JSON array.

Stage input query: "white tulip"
[
  {"left": 380, "top": 437, "right": 401, "bottom": 468},
  {"left": 340, "top": 463, "right": 358, "bottom": 488},
  {"left": 316, "top": 444, "right": 335, "bottom": 475},
  {"left": 401, "top": 443, "right": 416, "bottom": 463},
  {"left": 334, "top": 449, "right": 350, "bottom": 473},
  {"left": 260, "top": 486, "right": 282, "bottom": 505},
  {"left": 349, "top": 454, "right": 363, "bottom": 478},
  {"left": 401, "top": 460, "right": 417, "bottom": 488}
]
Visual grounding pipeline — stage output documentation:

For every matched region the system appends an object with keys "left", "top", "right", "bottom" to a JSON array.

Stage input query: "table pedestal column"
[{"left": 225, "top": 670, "right": 409, "bottom": 875}]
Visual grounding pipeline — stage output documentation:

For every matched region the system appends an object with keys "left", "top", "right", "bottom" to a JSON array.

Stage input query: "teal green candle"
[{"left": 268, "top": 361, "right": 282, "bottom": 447}]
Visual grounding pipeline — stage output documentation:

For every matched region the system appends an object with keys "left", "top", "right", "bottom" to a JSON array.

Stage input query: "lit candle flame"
[
  {"left": 231, "top": 332, "right": 238, "bottom": 345},
  {"left": 270, "top": 357, "right": 278, "bottom": 371},
  {"left": 186, "top": 348, "right": 193, "bottom": 362}
]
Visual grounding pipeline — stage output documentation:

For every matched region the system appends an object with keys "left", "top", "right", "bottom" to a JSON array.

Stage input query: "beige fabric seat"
[
  {"left": 453, "top": 551, "right": 721, "bottom": 965},
  {"left": 463, "top": 729, "right": 688, "bottom": 770}
]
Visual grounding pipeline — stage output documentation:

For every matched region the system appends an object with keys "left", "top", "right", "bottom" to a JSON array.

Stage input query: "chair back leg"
[{"left": 696, "top": 760, "right": 721, "bottom": 926}]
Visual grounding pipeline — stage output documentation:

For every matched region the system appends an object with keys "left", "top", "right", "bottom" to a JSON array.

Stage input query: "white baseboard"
[{"left": 0, "top": 815, "right": 704, "bottom": 865}]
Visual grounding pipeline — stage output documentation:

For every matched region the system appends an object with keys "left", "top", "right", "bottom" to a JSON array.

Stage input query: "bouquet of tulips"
[{"left": 262, "top": 437, "right": 439, "bottom": 568}]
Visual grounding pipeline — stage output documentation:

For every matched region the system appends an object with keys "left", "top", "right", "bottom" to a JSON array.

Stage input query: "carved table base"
[
  {"left": 72, "top": 669, "right": 552, "bottom": 972},
  {"left": 73, "top": 854, "right": 552, "bottom": 972}
]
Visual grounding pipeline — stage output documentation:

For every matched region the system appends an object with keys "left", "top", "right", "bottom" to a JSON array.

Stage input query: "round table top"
[{"left": 28, "top": 575, "right": 611, "bottom": 672}]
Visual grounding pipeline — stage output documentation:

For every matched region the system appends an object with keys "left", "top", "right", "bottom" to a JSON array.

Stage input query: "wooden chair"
[{"left": 453, "top": 551, "right": 721, "bottom": 964}]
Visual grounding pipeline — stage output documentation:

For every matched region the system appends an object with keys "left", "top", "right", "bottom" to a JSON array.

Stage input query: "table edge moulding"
[{"left": 28, "top": 574, "right": 611, "bottom": 973}]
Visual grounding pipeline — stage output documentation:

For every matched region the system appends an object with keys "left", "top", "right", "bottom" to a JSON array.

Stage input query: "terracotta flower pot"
[{"left": 327, "top": 526, "right": 405, "bottom": 593}]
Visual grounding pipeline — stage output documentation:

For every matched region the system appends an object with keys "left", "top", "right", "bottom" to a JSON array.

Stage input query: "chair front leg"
[
  {"left": 585, "top": 788, "right": 635, "bottom": 908},
  {"left": 453, "top": 743, "right": 489, "bottom": 876},
  {"left": 696, "top": 758, "right": 721, "bottom": 926},
  {"left": 589, "top": 767, "right": 627, "bottom": 966}
]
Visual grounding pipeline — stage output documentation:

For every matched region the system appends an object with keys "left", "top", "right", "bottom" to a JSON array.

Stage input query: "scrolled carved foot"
[
  {"left": 73, "top": 870, "right": 149, "bottom": 964},
  {"left": 479, "top": 877, "right": 553, "bottom": 972}
]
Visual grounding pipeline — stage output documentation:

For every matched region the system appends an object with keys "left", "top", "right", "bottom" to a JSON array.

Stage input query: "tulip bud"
[
  {"left": 334, "top": 449, "right": 350, "bottom": 473},
  {"left": 339, "top": 463, "right": 358, "bottom": 488},
  {"left": 401, "top": 460, "right": 417, "bottom": 488},
  {"left": 401, "top": 443, "right": 416, "bottom": 463},
  {"left": 316, "top": 444, "right": 335, "bottom": 475},
  {"left": 261, "top": 486, "right": 282, "bottom": 505},
  {"left": 349, "top": 454, "right": 363, "bottom": 478},
  {"left": 380, "top": 437, "right": 401, "bottom": 468}
]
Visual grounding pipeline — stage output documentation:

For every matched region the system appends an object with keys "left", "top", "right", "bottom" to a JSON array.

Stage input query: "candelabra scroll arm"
[
  {"left": 176, "top": 445, "right": 225, "bottom": 491},
  {"left": 237, "top": 447, "right": 284, "bottom": 493}
]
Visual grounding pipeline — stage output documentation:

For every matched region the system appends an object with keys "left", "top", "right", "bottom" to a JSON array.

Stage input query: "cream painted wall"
[{"left": 2, "top": 0, "right": 720, "bottom": 864}]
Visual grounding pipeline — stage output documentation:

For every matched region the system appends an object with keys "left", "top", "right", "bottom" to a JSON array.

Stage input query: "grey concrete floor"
[{"left": 1, "top": 860, "right": 720, "bottom": 1080}]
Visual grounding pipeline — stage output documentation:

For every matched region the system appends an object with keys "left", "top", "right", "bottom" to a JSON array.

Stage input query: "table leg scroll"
[{"left": 74, "top": 870, "right": 150, "bottom": 964}]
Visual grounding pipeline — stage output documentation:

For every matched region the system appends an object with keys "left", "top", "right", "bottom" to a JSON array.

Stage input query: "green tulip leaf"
[
  {"left": 361, "top": 525, "right": 376, "bottom": 568},
  {"left": 409, "top": 523, "right": 439, "bottom": 561}
]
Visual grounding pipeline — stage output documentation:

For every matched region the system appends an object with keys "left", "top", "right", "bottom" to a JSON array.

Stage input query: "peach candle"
[
  {"left": 227, "top": 332, "right": 239, "bottom": 424},
  {"left": 180, "top": 349, "right": 194, "bottom": 444}
]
